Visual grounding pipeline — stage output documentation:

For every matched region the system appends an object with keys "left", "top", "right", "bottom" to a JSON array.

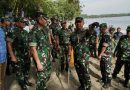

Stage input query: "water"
[{"left": 84, "top": 16, "right": 130, "bottom": 34}]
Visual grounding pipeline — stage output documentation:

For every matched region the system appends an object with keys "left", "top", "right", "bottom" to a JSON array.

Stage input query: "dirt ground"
[{"left": 4, "top": 57, "right": 130, "bottom": 90}]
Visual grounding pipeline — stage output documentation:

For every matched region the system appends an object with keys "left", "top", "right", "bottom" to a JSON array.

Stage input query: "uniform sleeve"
[
  {"left": 102, "top": 35, "right": 111, "bottom": 47},
  {"left": 120, "top": 38, "right": 128, "bottom": 51},
  {"left": 6, "top": 30, "right": 15, "bottom": 43},
  {"left": 29, "top": 30, "right": 37, "bottom": 46}
]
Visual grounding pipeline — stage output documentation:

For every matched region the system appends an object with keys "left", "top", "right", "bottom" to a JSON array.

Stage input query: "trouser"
[
  {"left": 100, "top": 56, "right": 112, "bottom": 84},
  {"left": 14, "top": 56, "right": 31, "bottom": 85},
  {"left": 36, "top": 49, "right": 52, "bottom": 90},
  {"left": 112, "top": 58, "right": 125, "bottom": 77},
  {"left": 75, "top": 60, "right": 91, "bottom": 89},
  {"left": 113, "top": 58, "right": 130, "bottom": 79},
  {"left": 124, "top": 61, "right": 130, "bottom": 82},
  {"left": 0, "top": 62, "right": 6, "bottom": 90},
  {"left": 89, "top": 44, "right": 97, "bottom": 57},
  {"left": 60, "top": 45, "right": 69, "bottom": 72}
]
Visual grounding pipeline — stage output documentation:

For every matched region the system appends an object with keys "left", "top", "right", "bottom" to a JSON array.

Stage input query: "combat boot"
[
  {"left": 124, "top": 79, "right": 129, "bottom": 88},
  {"left": 24, "top": 78, "right": 33, "bottom": 86},
  {"left": 102, "top": 83, "right": 110, "bottom": 88}
]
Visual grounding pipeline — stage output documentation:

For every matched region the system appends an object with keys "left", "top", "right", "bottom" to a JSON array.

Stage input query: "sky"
[{"left": 80, "top": 0, "right": 130, "bottom": 15}]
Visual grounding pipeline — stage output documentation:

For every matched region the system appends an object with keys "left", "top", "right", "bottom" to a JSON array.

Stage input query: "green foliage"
[{"left": 0, "top": 0, "right": 81, "bottom": 20}]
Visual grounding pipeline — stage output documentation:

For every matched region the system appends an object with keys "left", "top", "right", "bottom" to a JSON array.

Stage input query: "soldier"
[
  {"left": 98, "top": 23, "right": 112, "bottom": 88},
  {"left": 49, "top": 17, "right": 61, "bottom": 62},
  {"left": 29, "top": 12, "right": 52, "bottom": 90},
  {"left": 112, "top": 26, "right": 130, "bottom": 88},
  {"left": 58, "top": 20, "right": 71, "bottom": 72},
  {"left": 70, "top": 17, "right": 91, "bottom": 90},
  {"left": 89, "top": 24, "right": 97, "bottom": 58},
  {"left": 7, "top": 17, "right": 32, "bottom": 90},
  {"left": 109, "top": 27, "right": 116, "bottom": 52}
]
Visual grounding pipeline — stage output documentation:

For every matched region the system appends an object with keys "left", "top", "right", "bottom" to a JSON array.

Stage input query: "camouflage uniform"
[
  {"left": 70, "top": 28, "right": 91, "bottom": 89},
  {"left": 29, "top": 26, "right": 51, "bottom": 90},
  {"left": 89, "top": 30, "right": 97, "bottom": 58},
  {"left": 58, "top": 28, "right": 71, "bottom": 72},
  {"left": 113, "top": 27, "right": 130, "bottom": 87},
  {"left": 49, "top": 23, "right": 61, "bottom": 59},
  {"left": 98, "top": 31, "right": 112, "bottom": 87},
  {"left": 7, "top": 27, "right": 31, "bottom": 87}
]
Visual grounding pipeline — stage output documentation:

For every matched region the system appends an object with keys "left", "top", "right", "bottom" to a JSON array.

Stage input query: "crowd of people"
[{"left": 0, "top": 12, "right": 130, "bottom": 90}]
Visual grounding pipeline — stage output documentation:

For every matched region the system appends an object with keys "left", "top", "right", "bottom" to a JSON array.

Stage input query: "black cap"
[
  {"left": 126, "top": 26, "right": 130, "bottom": 32},
  {"left": 75, "top": 17, "right": 84, "bottom": 23}
]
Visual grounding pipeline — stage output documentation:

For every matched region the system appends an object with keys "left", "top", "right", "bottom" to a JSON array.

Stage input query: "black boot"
[
  {"left": 102, "top": 83, "right": 109, "bottom": 88},
  {"left": 24, "top": 78, "right": 33, "bottom": 86},
  {"left": 78, "top": 85, "right": 85, "bottom": 90},
  {"left": 112, "top": 73, "right": 117, "bottom": 79},
  {"left": 19, "top": 82, "right": 28, "bottom": 90},
  {"left": 124, "top": 79, "right": 129, "bottom": 88},
  {"left": 21, "top": 84, "right": 28, "bottom": 90}
]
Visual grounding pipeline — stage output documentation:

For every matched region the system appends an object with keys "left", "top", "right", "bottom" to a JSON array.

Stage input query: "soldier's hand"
[
  {"left": 37, "top": 62, "right": 43, "bottom": 71},
  {"left": 98, "top": 55, "right": 101, "bottom": 60},
  {"left": 11, "top": 56, "right": 17, "bottom": 63},
  {"left": 82, "top": 52, "right": 87, "bottom": 58}
]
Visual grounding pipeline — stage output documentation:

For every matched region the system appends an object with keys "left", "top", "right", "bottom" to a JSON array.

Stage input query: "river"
[{"left": 84, "top": 16, "right": 130, "bottom": 34}]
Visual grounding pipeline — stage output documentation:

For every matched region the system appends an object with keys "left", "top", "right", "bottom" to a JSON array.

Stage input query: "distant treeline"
[{"left": 81, "top": 13, "right": 130, "bottom": 18}]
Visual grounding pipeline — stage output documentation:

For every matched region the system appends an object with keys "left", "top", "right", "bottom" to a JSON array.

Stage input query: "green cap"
[
  {"left": 100, "top": 23, "right": 107, "bottom": 28},
  {"left": 35, "top": 11, "right": 48, "bottom": 20},
  {"left": 61, "top": 20, "right": 67, "bottom": 25},
  {"left": 126, "top": 26, "right": 130, "bottom": 32},
  {"left": 14, "top": 17, "right": 24, "bottom": 22},
  {"left": 75, "top": 17, "right": 84, "bottom": 23}
]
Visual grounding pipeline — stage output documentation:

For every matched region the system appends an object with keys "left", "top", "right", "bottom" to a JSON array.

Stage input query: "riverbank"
[{"left": 4, "top": 57, "right": 130, "bottom": 90}]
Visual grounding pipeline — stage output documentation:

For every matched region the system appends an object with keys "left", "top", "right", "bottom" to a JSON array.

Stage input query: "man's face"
[
  {"left": 117, "top": 28, "right": 121, "bottom": 32},
  {"left": 127, "top": 31, "right": 130, "bottom": 37},
  {"left": 6, "top": 21, "right": 11, "bottom": 26},
  {"left": 61, "top": 22, "right": 67, "bottom": 29},
  {"left": 38, "top": 17, "right": 47, "bottom": 26},
  {"left": 75, "top": 21, "right": 84, "bottom": 30},
  {"left": 17, "top": 22, "right": 25, "bottom": 28},
  {"left": 100, "top": 27, "right": 107, "bottom": 33}
]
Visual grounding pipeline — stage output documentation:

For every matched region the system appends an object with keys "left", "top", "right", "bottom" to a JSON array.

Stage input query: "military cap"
[
  {"left": 35, "top": 11, "right": 48, "bottom": 20},
  {"left": 126, "top": 25, "right": 130, "bottom": 32},
  {"left": 14, "top": 17, "right": 24, "bottom": 22},
  {"left": 61, "top": 20, "right": 67, "bottom": 24},
  {"left": 75, "top": 17, "right": 84, "bottom": 23},
  {"left": 100, "top": 23, "right": 107, "bottom": 28},
  {"left": 51, "top": 16, "right": 58, "bottom": 21},
  {"left": 1, "top": 17, "right": 11, "bottom": 23}
]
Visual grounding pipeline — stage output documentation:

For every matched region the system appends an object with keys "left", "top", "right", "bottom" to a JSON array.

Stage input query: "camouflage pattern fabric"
[
  {"left": 98, "top": 32, "right": 112, "bottom": 85},
  {"left": 7, "top": 27, "right": 31, "bottom": 84},
  {"left": 29, "top": 26, "right": 51, "bottom": 90},
  {"left": 58, "top": 28, "right": 71, "bottom": 71},
  {"left": 70, "top": 28, "right": 91, "bottom": 89}
]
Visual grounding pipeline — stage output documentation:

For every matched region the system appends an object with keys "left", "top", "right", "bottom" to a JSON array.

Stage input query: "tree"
[{"left": 0, "top": 0, "right": 81, "bottom": 20}]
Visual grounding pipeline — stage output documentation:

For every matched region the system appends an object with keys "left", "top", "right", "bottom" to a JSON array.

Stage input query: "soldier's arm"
[
  {"left": 29, "top": 30, "right": 43, "bottom": 71},
  {"left": 98, "top": 46, "right": 107, "bottom": 59},
  {"left": 7, "top": 37, "right": 17, "bottom": 63},
  {"left": 98, "top": 35, "right": 109, "bottom": 59},
  {"left": 30, "top": 46, "right": 43, "bottom": 71}
]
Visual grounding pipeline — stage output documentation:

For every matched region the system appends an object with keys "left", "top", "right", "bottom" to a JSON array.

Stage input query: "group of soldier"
[{"left": 0, "top": 11, "right": 130, "bottom": 90}]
